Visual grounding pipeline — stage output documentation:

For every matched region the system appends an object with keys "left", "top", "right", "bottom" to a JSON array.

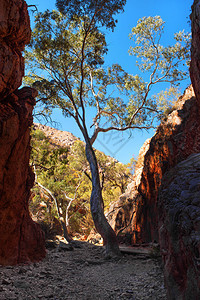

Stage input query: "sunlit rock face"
[
  {"left": 109, "top": 0, "right": 200, "bottom": 296},
  {"left": 108, "top": 85, "right": 200, "bottom": 243},
  {"left": 0, "top": 0, "right": 31, "bottom": 98},
  {"left": 0, "top": 0, "right": 46, "bottom": 265},
  {"left": 107, "top": 138, "right": 151, "bottom": 244},
  {"left": 138, "top": 85, "right": 200, "bottom": 243},
  {"left": 107, "top": 85, "right": 200, "bottom": 298}
]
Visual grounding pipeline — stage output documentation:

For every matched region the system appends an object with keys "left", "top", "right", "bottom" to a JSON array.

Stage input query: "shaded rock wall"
[
  {"left": 107, "top": 138, "right": 150, "bottom": 244},
  {"left": 137, "top": 85, "right": 200, "bottom": 243},
  {"left": 158, "top": 2, "right": 199, "bottom": 298},
  {"left": 107, "top": 89, "right": 200, "bottom": 299},
  {"left": 0, "top": 0, "right": 46, "bottom": 265},
  {"left": 108, "top": 1, "right": 200, "bottom": 298},
  {"left": 158, "top": 153, "right": 200, "bottom": 299},
  {"left": 108, "top": 86, "right": 200, "bottom": 244},
  {"left": 107, "top": 85, "right": 200, "bottom": 298}
]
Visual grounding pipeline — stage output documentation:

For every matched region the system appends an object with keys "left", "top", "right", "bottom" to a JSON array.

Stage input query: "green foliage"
[
  {"left": 25, "top": 8, "right": 191, "bottom": 245},
  {"left": 25, "top": 13, "right": 190, "bottom": 134},
  {"left": 56, "top": 0, "right": 127, "bottom": 30},
  {"left": 30, "top": 129, "right": 132, "bottom": 237},
  {"left": 126, "top": 155, "right": 137, "bottom": 174},
  {"left": 152, "top": 86, "right": 181, "bottom": 118},
  {"left": 129, "top": 16, "right": 190, "bottom": 80},
  {"left": 126, "top": 16, "right": 191, "bottom": 124},
  {"left": 25, "top": 9, "right": 111, "bottom": 120}
]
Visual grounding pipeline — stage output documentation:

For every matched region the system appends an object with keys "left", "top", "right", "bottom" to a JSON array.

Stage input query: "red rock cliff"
[
  {"left": 108, "top": 86, "right": 200, "bottom": 243},
  {"left": 138, "top": 86, "right": 200, "bottom": 243},
  {"left": 107, "top": 88, "right": 200, "bottom": 299},
  {"left": 0, "top": 0, "right": 46, "bottom": 265},
  {"left": 108, "top": 1, "right": 200, "bottom": 295}
]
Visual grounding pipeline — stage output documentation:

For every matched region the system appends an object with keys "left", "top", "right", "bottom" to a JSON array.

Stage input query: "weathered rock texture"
[
  {"left": 107, "top": 138, "right": 151, "bottom": 244},
  {"left": 112, "top": 1, "right": 200, "bottom": 298},
  {"left": 107, "top": 85, "right": 200, "bottom": 298},
  {"left": 159, "top": 153, "right": 200, "bottom": 299},
  {"left": 108, "top": 85, "right": 200, "bottom": 243},
  {"left": 137, "top": 86, "right": 200, "bottom": 243},
  {"left": 0, "top": 0, "right": 31, "bottom": 98},
  {"left": 0, "top": 0, "right": 46, "bottom": 265}
]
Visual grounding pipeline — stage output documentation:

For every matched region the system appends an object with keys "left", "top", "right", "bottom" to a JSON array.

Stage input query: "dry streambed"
[{"left": 0, "top": 242, "right": 166, "bottom": 299}]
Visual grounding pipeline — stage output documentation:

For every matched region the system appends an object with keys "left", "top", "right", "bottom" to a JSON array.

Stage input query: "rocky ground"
[{"left": 0, "top": 241, "right": 167, "bottom": 300}]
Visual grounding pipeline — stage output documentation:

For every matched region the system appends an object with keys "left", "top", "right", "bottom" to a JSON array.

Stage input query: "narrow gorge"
[
  {"left": 0, "top": 1, "right": 199, "bottom": 299},
  {"left": 107, "top": 2, "right": 200, "bottom": 297}
]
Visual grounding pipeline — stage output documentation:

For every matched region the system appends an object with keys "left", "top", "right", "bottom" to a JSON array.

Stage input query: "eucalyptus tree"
[{"left": 25, "top": 0, "right": 190, "bottom": 255}]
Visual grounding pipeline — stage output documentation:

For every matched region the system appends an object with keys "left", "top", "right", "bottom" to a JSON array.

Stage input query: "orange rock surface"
[{"left": 0, "top": 0, "right": 46, "bottom": 265}]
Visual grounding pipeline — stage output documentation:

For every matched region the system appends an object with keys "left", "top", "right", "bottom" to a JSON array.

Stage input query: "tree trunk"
[
  {"left": 85, "top": 142, "right": 121, "bottom": 256},
  {"left": 60, "top": 220, "right": 73, "bottom": 243},
  {"left": 36, "top": 181, "right": 72, "bottom": 243}
]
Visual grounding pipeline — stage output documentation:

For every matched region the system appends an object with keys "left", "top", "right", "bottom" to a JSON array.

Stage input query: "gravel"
[{"left": 0, "top": 242, "right": 167, "bottom": 300}]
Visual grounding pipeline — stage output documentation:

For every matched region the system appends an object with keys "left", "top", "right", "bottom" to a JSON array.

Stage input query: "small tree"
[
  {"left": 25, "top": 0, "right": 190, "bottom": 255},
  {"left": 30, "top": 129, "right": 91, "bottom": 238},
  {"left": 31, "top": 129, "right": 131, "bottom": 239}
]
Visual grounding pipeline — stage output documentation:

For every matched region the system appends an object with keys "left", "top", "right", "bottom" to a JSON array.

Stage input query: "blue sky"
[{"left": 26, "top": 0, "right": 193, "bottom": 164}]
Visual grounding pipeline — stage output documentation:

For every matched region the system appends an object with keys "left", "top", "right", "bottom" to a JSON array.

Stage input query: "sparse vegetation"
[
  {"left": 30, "top": 127, "right": 133, "bottom": 240},
  {"left": 25, "top": 0, "right": 190, "bottom": 255}
]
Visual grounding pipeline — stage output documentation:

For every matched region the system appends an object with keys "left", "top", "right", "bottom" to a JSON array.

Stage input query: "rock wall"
[
  {"left": 0, "top": 0, "right": 46, "bottom": 265},
  {"left": 107, "top": 138, "right": 151, "bottom": 244},
  {"left": 108, "top": 86, "right": 200, "bottom": 243},
  {"left": 107, "top": 85, "right": 200, "bottom": 298},
  {"left": 158, "top": 2, "right": 199, "bottom": 297},
  {"left": 158, "top": 153, "right": 200, "bottom": 299},
  {"left": 108, "top": 1, "right": 200, "bottom": 298},
  {"left": 0, "top": 0, "right": 31, "bottom": 98},
  {"left": 138, "top": 85, "right": 200, "bottom": 243}
]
